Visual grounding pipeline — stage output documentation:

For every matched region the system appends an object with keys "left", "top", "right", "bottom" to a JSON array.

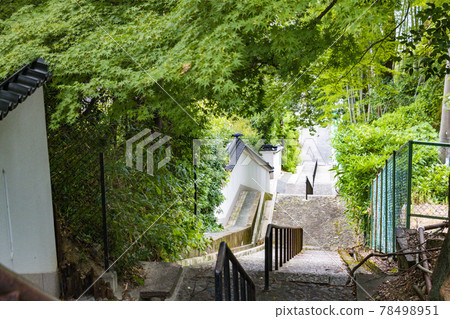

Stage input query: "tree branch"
[
  {"left": 349, "top": 246, "right": 441, "bottom": 278},
  {"left": 316, "top": 0, "right": 338, "bottom": 21}
]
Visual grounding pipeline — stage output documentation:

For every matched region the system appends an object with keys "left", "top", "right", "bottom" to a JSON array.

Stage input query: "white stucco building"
[
  {"left": 0, "top": 59, "right": 59, "bottom": 296},
  {"left": 216, "top": 134, "right": 283, "bottom": 225}
]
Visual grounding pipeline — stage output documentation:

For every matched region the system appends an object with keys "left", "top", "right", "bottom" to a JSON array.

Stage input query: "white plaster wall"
[
  {"left": 261, "top": 150, "right": 282, "bottom": 179},
  {"left": 217, "top": 148, "right": 271, "bottom": 225},
  {"left": 0, "top": 87, "right": 58, "bottom": 276}
]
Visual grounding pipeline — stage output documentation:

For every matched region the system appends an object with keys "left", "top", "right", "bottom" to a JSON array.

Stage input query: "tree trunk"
[
  {"left": 429, "top": 229, "right": 450, "bottom": 300},
  {"left": 439, "top": 49, "right": 450, "bottom": 162}
]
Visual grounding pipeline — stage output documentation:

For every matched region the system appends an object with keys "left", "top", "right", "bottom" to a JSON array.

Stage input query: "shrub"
[{"left": 332, "top": 101, "right": 439, "bottom": 233}]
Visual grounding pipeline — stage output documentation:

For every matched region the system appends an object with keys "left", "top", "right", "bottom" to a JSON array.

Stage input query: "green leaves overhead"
[{"left": 0, "top": 0, "right": 389, "bottom": 128}]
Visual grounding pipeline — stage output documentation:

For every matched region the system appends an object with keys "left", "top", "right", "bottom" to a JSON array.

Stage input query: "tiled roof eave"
[
  {"left": 0, "top": 58, "right": 51, "bottom": 121},
  {"left": 226, "top": 137, "right": 274, "bottom": 173}
]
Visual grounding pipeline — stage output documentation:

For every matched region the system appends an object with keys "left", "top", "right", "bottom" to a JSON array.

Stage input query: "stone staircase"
[
  {"left": 133, "top": 128, "right": 376, "bottom": 301},
  {"left": 168, "top": 247, "right": 354, "bottom": 301},
  {"left": 277, "top": 163, "right": 337, "bottom": 196},
  {"left": 134, "top": 196, "right": 363, "bottom": 301}
]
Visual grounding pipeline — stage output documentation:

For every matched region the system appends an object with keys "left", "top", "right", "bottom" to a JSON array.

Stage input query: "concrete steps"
[
  {"left": 170, "top": 248, "right": 354, "bottom": 301},
  {"left": 277, "top": 164, "right": 336, "bottom": 196},
  {"left": 238, "top": 249, "right": 349, "bottom": 286}
]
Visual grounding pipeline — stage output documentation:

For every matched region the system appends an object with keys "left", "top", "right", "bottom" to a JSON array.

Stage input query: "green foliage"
[
  {"left": 3, "top": 0, "right": 447, "bottom": 257},
  {"left": 48, "top": 110, "right": 228, "bottom": 274},
  {"left": 399, "top": 2, "right": 450, "bottom": 80},
  {"left": 252, "top": 106, "right": 301, "bottom": 173},
  {"left": 0, "top": 0, "right": 334, "bottom": 126},
  {"left": 412, "top": 149, "right": 450, "bottom": 204},
  {"left": 104, "top": 156, "right": 212, "bottom": 269},
  {"left": 333, "top": 99, "right": 439, "bottom": 232}
]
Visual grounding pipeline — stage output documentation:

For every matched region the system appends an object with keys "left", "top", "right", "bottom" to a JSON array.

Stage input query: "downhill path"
[
  {"left": 173, "top": 126, "right": 361, "bottom": 301},
  {"left": 277, "top": 126, "right": 337, "bottom": 196}
]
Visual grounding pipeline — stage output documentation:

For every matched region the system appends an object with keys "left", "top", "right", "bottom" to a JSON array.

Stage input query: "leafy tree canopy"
[{"left": 0, "top": 0, "right": 413, "bottom": 132}]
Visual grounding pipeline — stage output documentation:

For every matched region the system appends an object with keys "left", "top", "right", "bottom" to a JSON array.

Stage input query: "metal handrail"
[
  {"left": 306, "top": 159, "right": 318, "bottom": 199},
  {"left": 214, "top": 241, "right": 256, "bottom": 301},
  {"left": 264, "top": 224, "right": 303, "bottom": 290},
  {"left": 313, "top": 159, "right": 318, "bottom": 181},
  {"left": 0, "top": 264, "right": 57, "bottom": 300}
]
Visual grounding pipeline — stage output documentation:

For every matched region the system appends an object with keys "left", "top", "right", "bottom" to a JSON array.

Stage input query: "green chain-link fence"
[{"left": 369, "top": 140, "right": 450, "bottom": 253}]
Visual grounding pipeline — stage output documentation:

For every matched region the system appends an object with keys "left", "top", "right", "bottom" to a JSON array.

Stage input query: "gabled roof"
[
  {"left": 225, "top": 135, "right": 273, "bottom": 172},
  {"left": 0, "top": 58, "right": 51, "bottom": 121}
]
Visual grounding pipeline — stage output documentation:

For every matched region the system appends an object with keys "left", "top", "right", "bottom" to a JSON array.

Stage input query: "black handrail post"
[
  {"left": 288, "top": 229, "right": 292, "bottom": 260},
  {"left": 280, "top": 229, "right": 283, "bottom": 266},
  {"left": 277, "top": 229, "right": 283, "bottom": 267},
  {"left": 224, "top": 254, "right": 231, "bottom": 300},
  {"left": 294, "top": 229, "right": 297, "bottom": 254},
  {"left": 232, "top": 264, "right": 239, "bottom": 300},
  {"left": 274, "top": 228, "right": 278, "bottom": 270},
  {"left": 264, "top": 224, "right": 304, "bottom": 291},
  {"left": 215, "top": 242, "right": 256, "bottom": 301},
  {"left": 292, "top": 230, "right": 295, "bottom": 256},
  {"left": 215, "top": 271, "right": 223, "bottom": 301},
  {"left": 240, "top": 275, "right": 246, "bottom": 300},
  {"left": 290, "top": 229, "right": 293, "bottom": 259},
  {"left": 264, "top": 235, "right": 270, "bottom": 291},
  {"left": 100, "top": 152, "right": 109, "bottom": 271},
  {"left": 293, "top": 229, "right": 296, "bottom": 255},
  {"left": 286, "top": 229, "right": 289, "bottom": 261},
  {"left": 269, "top": 228, "right": 273, "bottom": 271}
]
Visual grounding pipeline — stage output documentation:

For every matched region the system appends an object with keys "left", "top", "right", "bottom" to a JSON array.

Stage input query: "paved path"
[
  {"left": 175, "top": 195, "right": 358, "bottom": 301},
  {"left": 277, "top": 126, "right": 337, "bottom": 196},
  {"left": 175, "top": 253, "right": 354, "bottom": 301},
  {"left": 174, "top": 125, "right": 359, "bottom": 301}
]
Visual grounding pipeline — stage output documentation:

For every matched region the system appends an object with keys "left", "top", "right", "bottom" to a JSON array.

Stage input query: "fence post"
[
  {"left": 392, "top": 150, "right": 396, "bottom": 252},
  {"left": 374, "top": 175, "right": 378, "bottom": 251},
  {"left": 379, "top": 168, "right": 383, "bottom": 252},
  {"left": 406, "top": 141, "right": 413, "bottom": 229},
  {"left": 194, "top": 166, "right": 198, "bottom": 215},
  {"left": 99, "top": 152, "right": 109, "bottom": 271},
  {"left": 385, "top": 160, "right": 388, "bottom": 253},
  {"left": 448, "top": 174, "right": 450, "bottom": 222},
  {"left": 370, "top": 180, "right": 373, "bottom": 249}
]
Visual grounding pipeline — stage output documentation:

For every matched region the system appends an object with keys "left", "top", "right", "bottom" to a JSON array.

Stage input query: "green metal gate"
[{"left": 369, "top": 140, "right": 450, "bottom": 253}]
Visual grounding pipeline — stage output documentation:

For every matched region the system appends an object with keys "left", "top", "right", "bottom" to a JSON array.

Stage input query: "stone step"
[
  {"left": 273, "top": 195, "right": 358, "bottom": 250},
  {"left": 237, "top": 249, "right": 349, "bottom": 286},
  {"left": 139, "top": 262, "right": 182, "bottom": 301},
  {"left": 172, "top": 248, "right": 355, "bottom": 301}
]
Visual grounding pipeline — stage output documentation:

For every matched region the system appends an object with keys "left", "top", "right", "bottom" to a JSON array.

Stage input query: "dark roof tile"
[
  {"left": 226, "top": 136, "right": 273, "bottom": 172},
  {"left": 0, "top": 59, "right": 51, "bottom": 121}
]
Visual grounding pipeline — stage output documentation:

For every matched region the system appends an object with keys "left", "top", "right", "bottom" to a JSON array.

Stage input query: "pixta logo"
[{"left": 126, "top": 129, "right": 171, "bottom": 176}]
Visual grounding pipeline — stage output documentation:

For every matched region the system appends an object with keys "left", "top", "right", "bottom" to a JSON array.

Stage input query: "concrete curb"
[{"left": 177, "top": 244, "right": 265, "bottom": 267}]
